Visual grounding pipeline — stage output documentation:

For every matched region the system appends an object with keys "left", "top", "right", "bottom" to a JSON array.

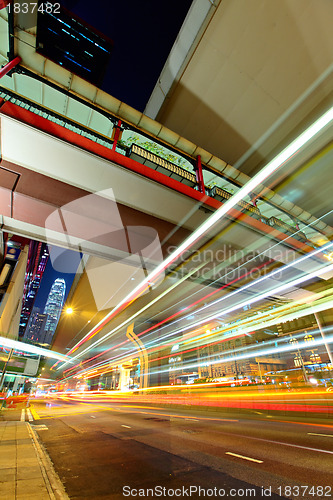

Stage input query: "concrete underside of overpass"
[{"left": 0, "top": 100, "right": 320, "bottom": 259}]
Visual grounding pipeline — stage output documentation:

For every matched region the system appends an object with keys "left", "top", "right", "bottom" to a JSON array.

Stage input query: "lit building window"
[{"left": 309, "top": 353, "right": 321, "bottom": 364}]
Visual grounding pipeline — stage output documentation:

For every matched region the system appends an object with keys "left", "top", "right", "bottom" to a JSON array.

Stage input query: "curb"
[{"left": 27, "top": 422, "right": 70, "bottom": 500}]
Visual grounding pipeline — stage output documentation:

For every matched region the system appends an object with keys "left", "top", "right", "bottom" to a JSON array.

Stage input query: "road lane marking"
[
  {"left": 20, "top": 409, "right": 25, "bottom": 421},
  {"left": 222, "top": 431, "right": 333, "bottom": 456},
  {"left": 308, "top": 432, "right": 333, "bottom": 438},
  {"left": 136, "top": 410, "right": 238, "bottom": 422},
  {"left": 26, "top": 408, "right": 33, "bottom": 422},
  {"left": 185, "top": 418, "right": 199, "bottom": 421},
  {"left": 121, "top": 425, "right": 131, "bottom": 428},
  {"left": 28, "top": 407, "right": 121, "bottom": 419},
  {"left": 90, "top": 416, "right": 96, "bottom": 418},
  {"left": 31, "top": 424, "right": 48, "bottom": 430},
  {"left": 29, "top": 406, "right": 40, "bottom": 420},
  {"left": 259, "top": 439, "right": 333, "bottom": 455},
  {"left": 226, "top": 452, "right": 263, "bottom": 463}
]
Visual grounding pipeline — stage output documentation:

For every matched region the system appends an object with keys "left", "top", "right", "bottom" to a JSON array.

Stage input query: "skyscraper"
[
  {"left": 43, "top": 278, "right": 66, "bottom": 345},
  {"left": 24, "top": 308, "right": 48, "bottom": 344},
  {"left": 19, "top": 241, "right": 49, "bottom": 337}
]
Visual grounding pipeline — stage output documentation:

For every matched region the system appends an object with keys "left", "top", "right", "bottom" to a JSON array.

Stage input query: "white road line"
[
  {"left": 174, "top": 416, "right": 238, "bottom": 422},
  {"left": 222, "top": 431, "right": 333, "bottom": 456},
  {"left": 26, "top": 408, "right": 33, "bottom": 422},
  {"left": 138, "top": 410, "right": 238, "bottom": 422},
  {"left": 308, "top": 432, "right": 333, "bottom": 438},
  {"left": 90, "top": 416, "right": 96, "bottom": 418},
  {"left": 20, "top": 409, "right": 25, "bottom": 422},
  {"left": 121, "top": 425, "right": 131, "bottom": 428},
  {"left": 185, "top": 418, "right": 199, "bottom": 421},
  {"left": 226, "top": 452, "right": 263, "bottom": 463}
]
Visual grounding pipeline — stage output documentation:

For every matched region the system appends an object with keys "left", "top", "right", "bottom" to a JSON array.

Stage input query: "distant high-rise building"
[
  {"left": 43, "top": 278, "right": 66, "bottom": 344},
  {"left": 19, "top": 241, "right": 49, "bottom": 337},
  {"left": 24, "top": 308, "right": 48, "bottom": 344}
]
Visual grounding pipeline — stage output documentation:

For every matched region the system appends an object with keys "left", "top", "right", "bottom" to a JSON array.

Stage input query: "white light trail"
[
  {"left": 185, "top": 262, "right": 333, "bottom": 332},
  {"left": 151, "top": 209, "right": 333, "bottom": 333},
  {"left": 307, "top": 433, "right": 333, "bottom": 438},
  {"left": 145, "top": 262, "right": 333, "bottom": 348},
  {"left": 64, "top": 106, "right": 333, "bottom": 360},
  {"left": 142, "top": 240, "right": 333, "bottom": 345},
  {"left": 182, "top": 295, "right": 333, "bottom": 352},
  {"left": 179, "top": 301, "right": 333, "bottom": 367},
  {"left": 0, "top": 336, "right": 72, "bottom": 362},
  {"left": 157, "top": 333, "right": 333, "bottom": 376},
  {"left": 65, "top": 293, "right": 333, "bottom": 379},
  {"left": 66, "top": 239, "right": 333, "bottom": 366},
  {"left": 61, "top": 263, "right": 206, "bottom": 364}
]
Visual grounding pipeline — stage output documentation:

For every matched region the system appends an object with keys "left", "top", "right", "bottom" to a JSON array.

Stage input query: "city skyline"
[{"left": 20, "top": 243, "right": 78, "bottom": 345}]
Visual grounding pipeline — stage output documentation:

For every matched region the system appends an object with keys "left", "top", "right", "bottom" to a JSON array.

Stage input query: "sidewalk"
[{"left": 0, "top": 409, "right": 68, "bottom": 500}]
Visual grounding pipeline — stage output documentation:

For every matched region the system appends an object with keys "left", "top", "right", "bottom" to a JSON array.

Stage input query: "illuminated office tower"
[
  {"left": 19, "top": 241, "right": 49, "bottom": 337},
  {"left": 24, "top": 309, "right": 48, "bottom": 344},
  {"left": 43, "top": 278, "right": 66, "bottom": 345}
]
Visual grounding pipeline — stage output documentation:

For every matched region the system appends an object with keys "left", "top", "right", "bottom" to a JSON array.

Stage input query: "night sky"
[{"left": 58, "top": 0, "right": 193, "bottom": 111}]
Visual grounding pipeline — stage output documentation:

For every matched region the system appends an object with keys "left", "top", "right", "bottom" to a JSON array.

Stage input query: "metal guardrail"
[
  {"left": 130, "top": 144, "right": 197, "bottom": 186},
  {"left": 210, "top": 186, "right": 262, "bottom": 217},
  {"left": 0, "top": 89, "right": 115, "bottom": 149},
  {"left": 129, "top": 146, "right": 307, "bottom": 242},
  {"left": 268, "top": 217, "right": 307, "bottom": 241},
  {"left": 269, "top": 216, "right": 295, "bottom": 232}
]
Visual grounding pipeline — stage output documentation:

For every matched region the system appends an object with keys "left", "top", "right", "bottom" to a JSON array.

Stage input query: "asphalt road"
[{"left": 29, "top": 398, "right": 333, "bottom": 500}]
